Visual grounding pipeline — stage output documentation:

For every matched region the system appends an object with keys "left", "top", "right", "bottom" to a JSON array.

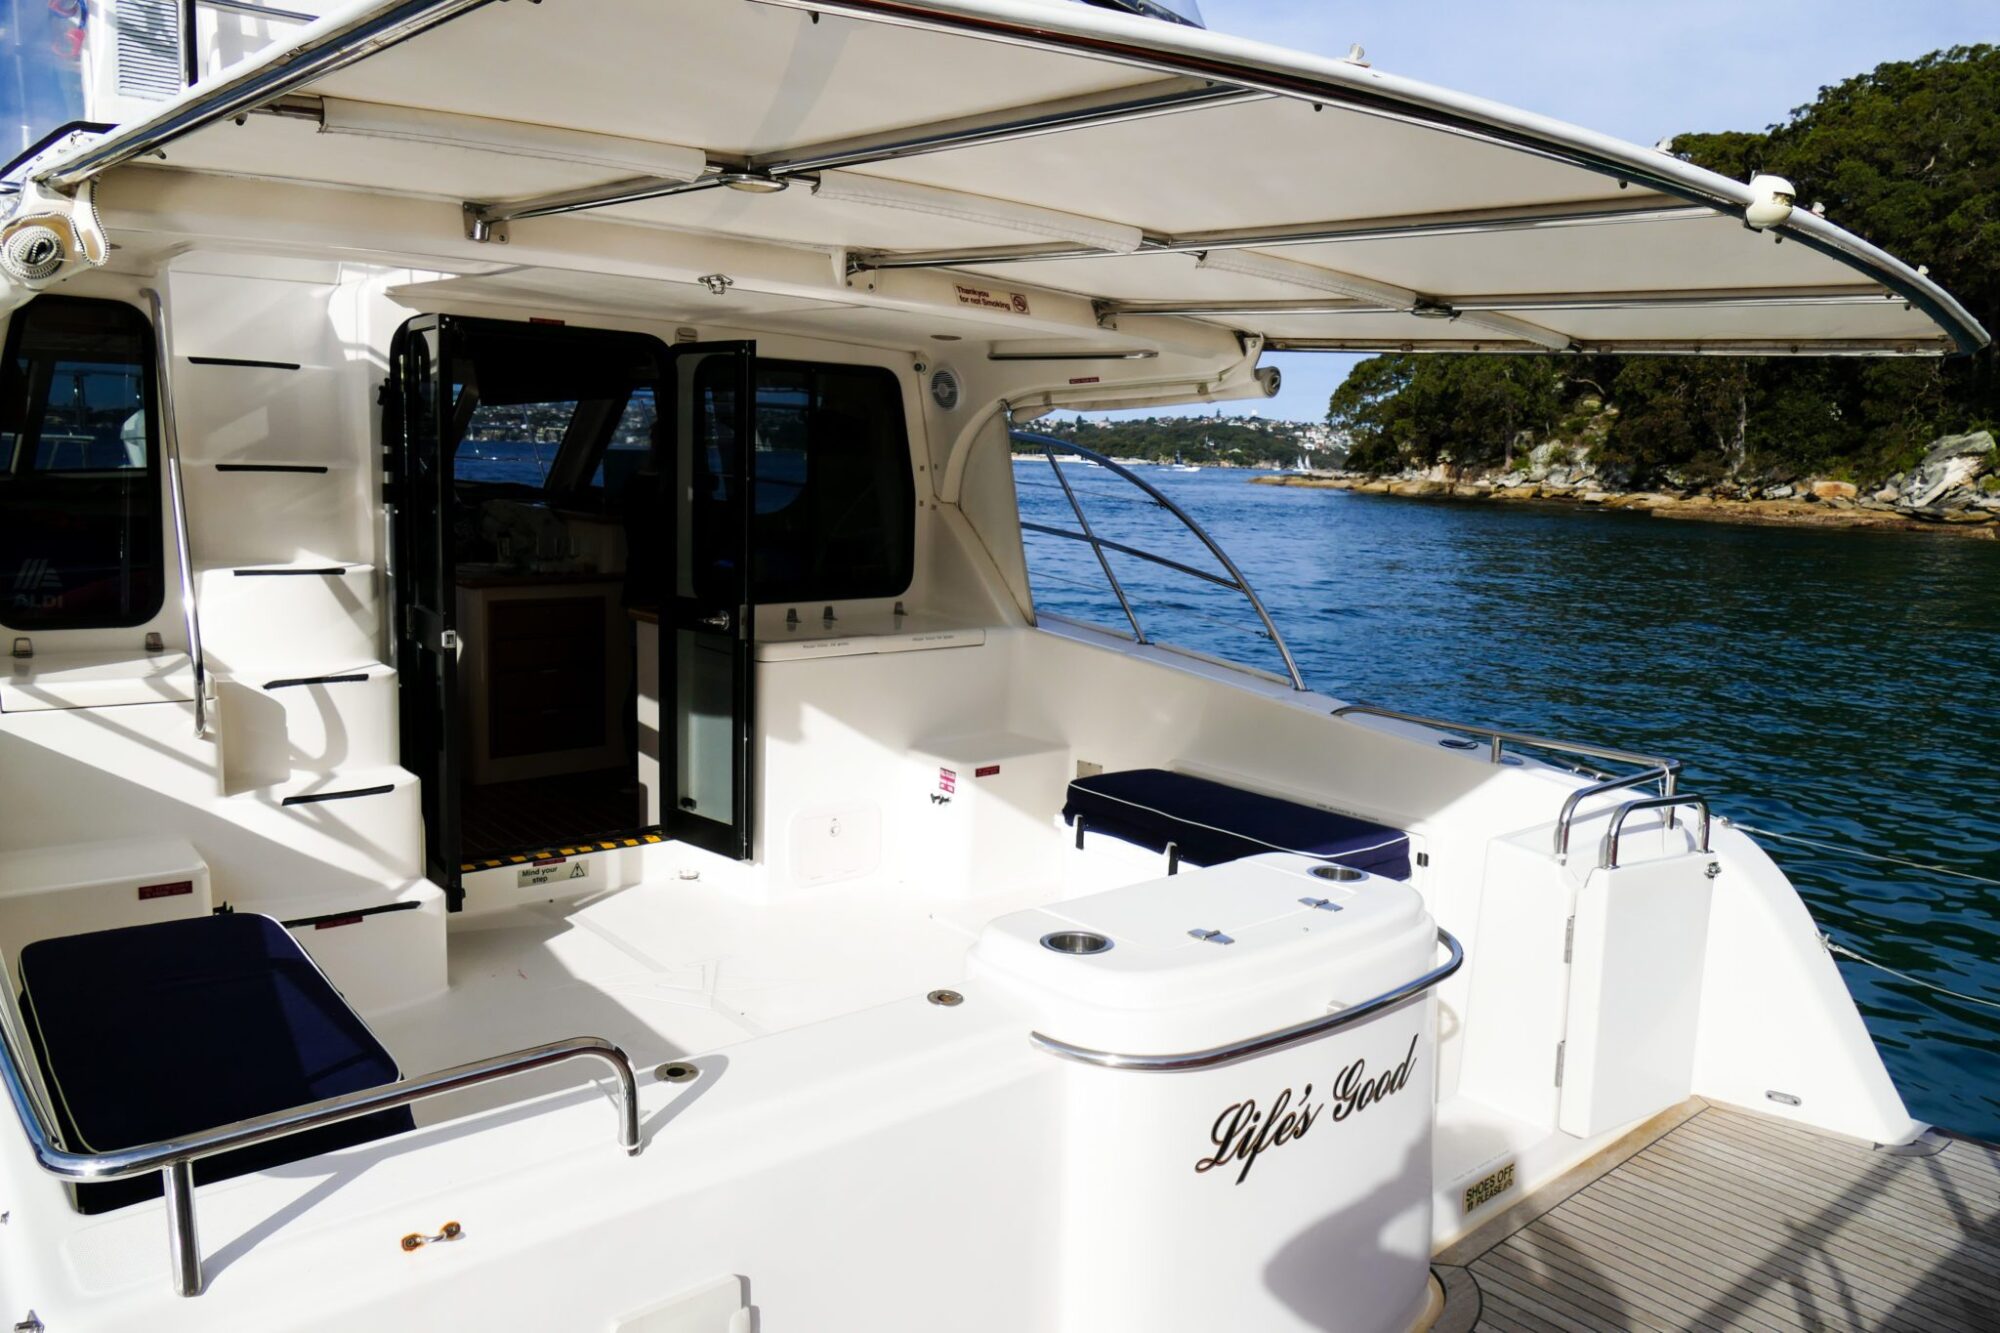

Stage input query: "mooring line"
[
  {"left": 1733, "top": 823, "right": 2000, "bottom": 889},
  {"left": 1822, "top": 935, "right": 2000, "bottom": 1014}
]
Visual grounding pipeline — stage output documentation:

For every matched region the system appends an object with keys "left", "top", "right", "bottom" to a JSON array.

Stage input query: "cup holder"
[
  {"left": 1040, "top": 930, "right": 1113, "bottom": 955},
  {"left": 1310, "top": 864, "right": 1365, "bottom": 883}
]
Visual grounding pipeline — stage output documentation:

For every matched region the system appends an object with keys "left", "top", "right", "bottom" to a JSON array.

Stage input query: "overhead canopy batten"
[{"left": 25, "top": 0, "right": 1988, "bottom": 358}]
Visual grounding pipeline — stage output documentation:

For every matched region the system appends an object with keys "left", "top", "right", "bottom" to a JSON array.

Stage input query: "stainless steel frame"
[
  {"left": 0, "top": 1022, "right": 640, "bottom": 1297},
  {"left": 34, "top": 0, "right": 499, "bottom": 189},
  {"left": 197, "top": 0, "right": 314, "bottom": 22},
  {"left": 1029, "top": 927, "right": 1462, "bottom": 1070},
  {"left": 461, "top": 77, "right": 1255, "bottom": 232},
  {"left": 1105, "top": 285, "right": 1902, "bottom": 319},
  {"left": 1603, "top": 794, "right": 1711, "bottom": 869},
  {"left": 854, "top": 198, "right": 1711, "bottom": 274},
  {"left": 142, "top": 288, "right": 208, "bottom": 737},
  {"left": 1016, "top": 429, "right": 1306, "bottom": 690}
]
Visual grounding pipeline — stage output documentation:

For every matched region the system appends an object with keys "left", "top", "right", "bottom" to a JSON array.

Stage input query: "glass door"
[{"left": 664, "top": 342, "right": 756, "bottom": 859}]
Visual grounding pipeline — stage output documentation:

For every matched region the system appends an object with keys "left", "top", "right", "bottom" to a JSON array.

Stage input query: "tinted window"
[
  {"left": 455, "top": 395, "right": 578, "bottom": 487},
  {"left": 695, "top": 359, "right": 914, "bottom": 603},
  {"left": 0, "top": 297, "right": 163, "bottom": 629}
]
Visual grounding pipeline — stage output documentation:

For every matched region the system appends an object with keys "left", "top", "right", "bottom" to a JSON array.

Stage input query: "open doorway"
[{"left": 388, "top": 317, "right": 757, "bottom": 903}]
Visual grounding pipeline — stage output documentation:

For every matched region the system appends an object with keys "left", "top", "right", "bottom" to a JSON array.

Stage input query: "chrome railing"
[
  {"left": 142, "top": 288, "right": 208, "bottom": 738},
  {"left": 1553, "top": 767, "right": 1680, "bottom": 859},
  {"left": 1603, "top": 794, "right": 1711, "bottom": 870},
  {"left": 1327, "top": 704, "right": 1684, "bottom": 859},
  {"left": 0, "top": 1024, "right": 640, "bottom": 1296},
  {"left": 1011, "top": 429, "right": 1306, "bottom": 690},
  {"left": 1029, "top": 927, "right": 1462, "bottom": 1071}
]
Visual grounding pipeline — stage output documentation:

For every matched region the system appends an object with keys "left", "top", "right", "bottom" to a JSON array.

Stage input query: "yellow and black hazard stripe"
[{"left": 461, "top": 829, "right": 667, "bottom": 875}]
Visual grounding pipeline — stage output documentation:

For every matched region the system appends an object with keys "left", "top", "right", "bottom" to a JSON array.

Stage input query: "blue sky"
[{"left": 1083, "top": 1, "right": 1998, "bottom": 424}]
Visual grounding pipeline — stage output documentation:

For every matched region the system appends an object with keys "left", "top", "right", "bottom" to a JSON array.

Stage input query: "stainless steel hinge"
[
  {"left": 1554, "top": 1040, "right": 1566, "bottom": 1087},
  {"left": 1563, "top": 915, "right": 1575, "bottom": 964}
]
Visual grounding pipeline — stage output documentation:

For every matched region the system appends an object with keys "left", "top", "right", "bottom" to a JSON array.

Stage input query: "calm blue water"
[{"left": 1017, "top": 459, "right": 2000, "bottom": 1140}]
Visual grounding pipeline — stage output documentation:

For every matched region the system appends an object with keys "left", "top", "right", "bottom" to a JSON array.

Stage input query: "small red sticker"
[
  {"left": 975, "top": 764, "right": 1001, "bottom": 778},
  {"left": 313, "top": 914, "right": 365, "bottom": 931},
  {"left": 533, "top": 855, "right": 566, "bottom": 867},
  {"left": 138, "top": 880, "right": 193, "bottom": 901},
  {"left": 1067, "top": 376, "right": 1101, "bottom": 385},
  {"left": 938, "top": 767, "right": 957, "bottom": 794},
  {"left": 528, "top": 316, "right": 566, "bottom": 326}
]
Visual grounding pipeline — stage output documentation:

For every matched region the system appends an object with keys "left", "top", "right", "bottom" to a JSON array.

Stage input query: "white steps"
[
  {"left": 217, "top": 664, "right": 399, "bottom": 792},
  {"left": 181, "top": 460, "right": 369, "bottom": 570},
  {"left": 196, "top": 561, "right": 381, "bottom": 676}
]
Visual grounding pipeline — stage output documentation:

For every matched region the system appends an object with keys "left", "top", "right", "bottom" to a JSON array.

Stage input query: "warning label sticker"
[
  {"left": 938, "top": 767, "right": 958, "bottom": 795},
  {"left": 954, "top": 284, "right": 1030, "bottom": 316},
  {"left": 519, "top": 859, "right": 592, "bottom": 889}
]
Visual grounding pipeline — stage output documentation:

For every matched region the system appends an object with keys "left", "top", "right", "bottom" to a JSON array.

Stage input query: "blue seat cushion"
[
  {"left": 1063, "top": 769, "right": 1410, "bottom": 879},
  {"left": 19, "top": 913, "right": 413, "bottom": 1214}
]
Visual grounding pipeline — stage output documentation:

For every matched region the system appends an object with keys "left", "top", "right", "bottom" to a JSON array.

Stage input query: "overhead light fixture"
[
  {"left": 318, "top": 98, "right": 707, "bottom": 182},
  {"left": 1196, "top": 248, "right": 1574, "bottom": 351},
  {"left": 813, "top": 170, "right": 1143, "bottom": 253}
]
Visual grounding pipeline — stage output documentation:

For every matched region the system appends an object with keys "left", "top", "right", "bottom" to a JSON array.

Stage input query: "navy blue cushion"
[
  {"left": 1063, "top": 769, "right": 1410, "bottom": 879},
  {"left": 20, "top": 913, "right": 412, "bottom": 1214}
]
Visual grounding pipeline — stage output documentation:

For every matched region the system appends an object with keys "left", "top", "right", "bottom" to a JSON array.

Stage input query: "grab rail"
[
  {"left": 1603, "top": 794, "right": 1711, "bottom": 869},
  {"left": 1011, "top": 428, "right": 1307, "bottom": 690},
  {"left": 0, "top": 1026, "right": 640, "bottom": 1297},
  {"left": 1554, "top": 767, "right": 1680, "bottom": 860},
  {"left": 1029, "top": 927, "right": 1461, "bottom": 1071},
  {"left": 1327, "top": 706, "right": 1683, "bottom": 859},
  {"left": 141, "top": 288, "right": 208, "bottom": 738}
]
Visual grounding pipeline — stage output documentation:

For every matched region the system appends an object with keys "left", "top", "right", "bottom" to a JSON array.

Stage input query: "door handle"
[{"left": 700, "top": 612, "right": 731, "bottom": 630}]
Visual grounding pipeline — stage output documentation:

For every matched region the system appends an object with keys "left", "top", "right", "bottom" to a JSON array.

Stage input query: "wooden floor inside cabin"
[{"left": 1435, "top": 1102, "right": 2000, "bottom": 1332}]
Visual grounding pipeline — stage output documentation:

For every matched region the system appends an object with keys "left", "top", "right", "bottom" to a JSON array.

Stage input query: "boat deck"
[{"left": 1436, "top": 1101, "right": 2000, "bottom": 1332}]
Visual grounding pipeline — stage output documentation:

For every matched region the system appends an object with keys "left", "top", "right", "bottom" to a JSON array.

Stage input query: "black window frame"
[{"left": 0, "top": 295, "right": 166, "bottom": 632}]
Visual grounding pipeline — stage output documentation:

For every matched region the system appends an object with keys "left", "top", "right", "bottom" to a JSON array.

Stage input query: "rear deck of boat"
[{"left": 1434, "top": 1100, "right": 2000, "bottom": 1332}]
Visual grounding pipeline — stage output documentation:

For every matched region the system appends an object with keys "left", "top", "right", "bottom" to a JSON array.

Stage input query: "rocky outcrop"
[{"left": 1253, "top": 430, "right": 1998, "bottom": 537}]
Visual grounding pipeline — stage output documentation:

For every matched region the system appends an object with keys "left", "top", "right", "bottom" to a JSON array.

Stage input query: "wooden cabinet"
[{"left": 456, "top": 578, "right": 628, "bottom": 784}]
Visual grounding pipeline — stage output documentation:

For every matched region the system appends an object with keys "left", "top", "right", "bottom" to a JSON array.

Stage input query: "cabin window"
[
  {"left": 0, "top": 296, "right": 164, "bottom": 630},
  {"left": 692, "top": 358, "right": 914, "bottom": 603}
]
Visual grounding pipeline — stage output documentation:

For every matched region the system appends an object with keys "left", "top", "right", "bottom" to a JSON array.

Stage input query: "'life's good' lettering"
[{"left": 1193, "top": 1033, "right": 1420, "bottom": 1184}]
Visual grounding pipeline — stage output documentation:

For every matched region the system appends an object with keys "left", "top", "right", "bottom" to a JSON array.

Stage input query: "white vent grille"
[{"left": 116, "top": 0, "right": 187, "bottom": 99}]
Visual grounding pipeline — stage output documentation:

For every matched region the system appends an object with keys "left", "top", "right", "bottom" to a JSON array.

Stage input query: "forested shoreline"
[{"left": 1327, "top": 46, "right": 1997, "bottom": 492}]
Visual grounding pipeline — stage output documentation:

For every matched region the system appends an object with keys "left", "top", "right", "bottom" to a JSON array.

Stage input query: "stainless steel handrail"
[
  {"left": 1603, "top": 794, "right": 1711, "bottom": 869},
  {"left": 1013, "top": 428, "right": 1307, "bottom": 690},
  {"left": 1028, "top": 927, "right": 1461, "bottom": 1071},
  {"left": 0, "top": 1024, "right": 640, "bottom": 1296},
  {"left": 1329, "top": 703, "right": 1677, "bottom": 771},
  {"left": 1553, "top": 767, "right": 1679, "bottom": 859},
  {"left": 142, "top": 288, "right": 207, "bottom": 738},
  {"left": 1327, "top": 705, "right": 1683, "bottom": 858}
]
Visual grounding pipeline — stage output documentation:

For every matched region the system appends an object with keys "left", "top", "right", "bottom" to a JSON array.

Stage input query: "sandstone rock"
[
  {"left": 1873, "top": 487, "right": 1899, "bottom": 504},
  {"left": 1904, "top": 430, "right": 1996, "bottom": 509},
  {"left": 1941, "top": 509, "right": 1995, "bottom": 525},
  {"left": 1356, "top": 481, "right": 1390, "bottom": 494},
  {"left": 1810, "top": 480, "right": 1859, "bottom": 502},
  {"left": 1580, "top": 491, "right": 1611, "bottom": 504},
  {"left": 1493, "top": 486, "right": 1541, "bottom": 501},
  {"left": 1765, "top": 484, "right": 1795, "bottom": 500}
]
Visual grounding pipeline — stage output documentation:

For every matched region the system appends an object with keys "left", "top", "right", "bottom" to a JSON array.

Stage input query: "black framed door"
[
  {"left": 663, "top": 341, "right": 756, "bottom": 859},
  {"left": 387, "top": 315, "right": 463, "bottom": 906}
]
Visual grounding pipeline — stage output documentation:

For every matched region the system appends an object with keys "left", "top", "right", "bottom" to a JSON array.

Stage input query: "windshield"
[{"left": 1074, "top": 0, "right": 1205, "bottom": 28}]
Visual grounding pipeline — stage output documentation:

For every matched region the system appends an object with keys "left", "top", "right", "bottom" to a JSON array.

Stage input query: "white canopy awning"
[{"left": 15, "top": 0, "right": 1988, "bottom": 359}]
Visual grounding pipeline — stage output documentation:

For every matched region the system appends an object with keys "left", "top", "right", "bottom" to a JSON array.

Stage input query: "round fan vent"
[{"left": 928, "top": 364, "right": 963, "bottom": 412}]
